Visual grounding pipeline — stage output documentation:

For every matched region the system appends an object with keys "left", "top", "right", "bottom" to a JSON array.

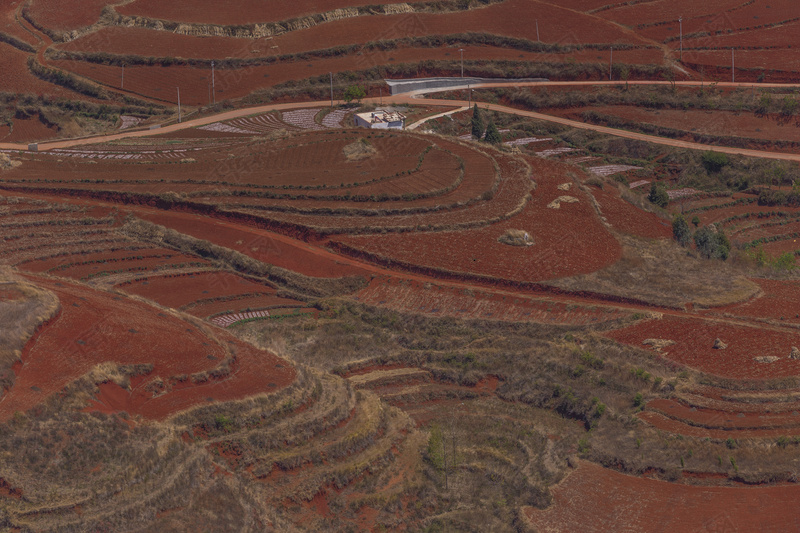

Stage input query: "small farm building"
[{"left": 354, "top": 110, "right": 405, "bottom": 129}]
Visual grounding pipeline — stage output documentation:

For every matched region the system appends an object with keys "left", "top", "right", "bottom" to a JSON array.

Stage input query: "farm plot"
[
  {"left": 19, "top": 248, "right": 209, "bottom": 281},
  {"left": 0, "top": 275, "right": 226, "bottom": 420},
  {"left": 135, "top": 209, "right": 370, "bottom": 279},
  {"left": 683, "top": 17, "right": 800, "bottom": 50},
  {"left": 202, "top": 113, "right": 293, "bottom": 135},
  {"left": 115, "top": 0, "right": 429, "bottom": 25},
  {"left": 0, "top": 43, "right": 86, "bottom": 101},
  {"left": 117, "top": 270, "right": 280, "bottom": 309},
  {"left": 523, "top": 460, "right": 800, "bottom": 532},
  {"left": 0, "top": 3, "right": 37, "bottom": 46},
  {"left": 550, "top": 105, "right": 800, "bottom": 147},
  {"left": 25, "top": 0, "right": 111, "bottom": 33},
  {"left": 187, "top": 294, "right": 304, "bottom": 319},
  {"left": 202, "top": 130, "right": 431, "bottom": 190},
  {"left": 596, "top": 0, "right": 743, "bottom": 36},
  {"left": 641, "top": 397, "right": 800, "bottom": 437},
  {"left": 605, "top": 315, "right": 800, "bottom": 379},
  {"left": 281, "top": 109, "right": 324, "bottom": 130},
  {"left": 227, "top": 143, "right": 467, "bottom": 212},
  {"left": 353, "top": 275, "right": 631, "bottom": 326},
  {"left": 332, "top": 155, "right": 621, "bottom": 282},
  {"left": 261, "top": 0, "right": 649, "bottom": 56},
  {"left": 634, "top": 0, "right": 800, "bottom": 42},
  {"left": 587, "top": 185, "right": 672, "bottom": 239},
  {"left": 234, "top": 146, "right": 521, "bottom": 234}
]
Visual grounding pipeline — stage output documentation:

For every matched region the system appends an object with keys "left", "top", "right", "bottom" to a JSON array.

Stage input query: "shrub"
[
  {"left": 694, "top": 226, "right": 731, "bottom": 260},
  {"left": 648, "top": 183, "right": 669, "bottom": 208},
  {"left": 701, "top": 151, "right": 729, "bottom": 173},
  {"left": 672, "top": 214, "right": 691, "bottom": 246},
  {"left": 633, "top": 392, "right": 643, "bottom": 407},
  {"left": 691, "top": 215, "right": 700, "bottom": 227}
]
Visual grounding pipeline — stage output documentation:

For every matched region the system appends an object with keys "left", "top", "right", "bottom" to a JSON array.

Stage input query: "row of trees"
[
  {"left": 672, "top": 214, "right": 731, "bottom": 260},
  {"left": 470, "top": 104, "right": 501, "bottom": 144}
]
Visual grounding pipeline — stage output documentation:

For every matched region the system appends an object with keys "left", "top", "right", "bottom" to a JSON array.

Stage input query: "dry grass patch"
[{"left": 548, "top": 236, "right": 760, "bottom": 309}]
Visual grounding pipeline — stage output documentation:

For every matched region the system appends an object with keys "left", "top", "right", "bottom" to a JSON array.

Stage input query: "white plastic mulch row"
[
  {"left": 320, "top": 109, "right": 348, "bottom": 128},
  {"left": 282, "top": 109, "right": 324, "bottom": 130},
  {"left": 199, "top": 122, "right": 257, "bottom": 134},
  {"left": 504, "top": 137, "right": 552, "bottom": 146},
  {"left": 536, "top": 147, "right": 577, "bottom": 157},
  {"left": 569, "top": 156, "right": 599, "bottom": 164},
  {"left": 119, "top": 115, "right": 142, "bottom": 130},
  {"left": 667, "top": 188, "right": 701, "bottom": 199},
  {"left": 210, "top": 309, "right": 270, "bottom": 327},
  {"left": 628, "top": 179, "right": 651, "bottom": 189},
  {"left": 589, "top": 165, "right": 643, "bottom": 177}
]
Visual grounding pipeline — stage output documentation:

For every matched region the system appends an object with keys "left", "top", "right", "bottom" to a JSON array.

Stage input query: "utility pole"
[
  {"left": 329, "top": 72, "right": 333, "bottom": 107},
  {"left": 121, "top": 64, "right": 124, "bottom": 89},
  {"left": 459, "top": 48, "right": 464, "bottom": 78},
  {"left": 211, "top": 60, "right": 215, "bottom": 104},
  {"left": 467, "top": 83, "right": 471, "bottom": 107},
  {"left": 379, "top": 86, "right": 382, "bottom": 105},
  {"left": 679, "top": 16, "right": 683, "bottom": 61},
  {"left": 732, "top": 48, "right": 735, "bottom": 83},
  {"left": 177, "top": 86, "right": 181, "bottom": 123},
  {"left": 610, "top": 47, "right": 613, "bottom": 81},
  {"left": 536, "top": 20, "right": 540, "bottom": 42}
]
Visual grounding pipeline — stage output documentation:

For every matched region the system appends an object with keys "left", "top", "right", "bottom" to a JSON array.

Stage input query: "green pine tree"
[
  {"left": 470, "top": 104, "right": 485, "bottom": 139},
  {"left": 484, "top": 121, "right": 501, "bottom": 144}
]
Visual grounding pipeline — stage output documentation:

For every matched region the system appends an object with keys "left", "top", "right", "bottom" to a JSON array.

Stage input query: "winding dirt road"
[{"left": 4, "top": 80, "right": 800, "bottom": 161}]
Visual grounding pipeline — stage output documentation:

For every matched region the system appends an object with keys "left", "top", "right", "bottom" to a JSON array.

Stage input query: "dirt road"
[{"left": 3, "top": 80, "right": 800, "bottom": 160}]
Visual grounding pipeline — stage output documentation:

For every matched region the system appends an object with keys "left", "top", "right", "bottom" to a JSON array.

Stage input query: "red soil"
[
  {"left": 524, "top": 460, "right": 800, "bottom": 532},
  {"left": 116, "top": 0, "right": 429, "bottom": 25},
  {"left": 118, "top": 271, "right": 279, "bottom": 308},
  {"left": 597, "top": 0, "right": 744, "bottom": 30},
  {"left": 685, "top": 49, "right": 800, "bottom": 77},
  {"left": 58, "top": 26, "right": 663, "bottom": 65},
  {"left": 185, "top": 296, "right": 303, "bottom": 318},
  {"left": 710, "top": 278, "right": 800, "bottom": 325},
  {"left": 683, "top": 18, "right": 800, "bottom": 50},
  {"left": 0, "top": 3, "right": 37, "bottom": 46},
  {"left": 2, "top": 275, "right": 224, "bottom": 418},
  {"left": 647, "top": 398, "right": 800, "bottom": 430},
  {"left": 4, "top": 115, "right": 58, "bottom": 143},
  {"left": 0, "top": 43, "right": 84, "bottom": 101},
  {"left": 3, "top": 274, "right": 295, "bottom": 421},
  {"left": 605, "top": 315, "right": 800, "bottom": 379},
  {"left": 587, "top": 184, "right": 672, "bottom": 239},
  {"left": 132, "top": 208, "right": 370, "bottom": 278},
  {"left": 634, "top": 0, "right": 800, "bottom": 42},
  {"left": 334, "top": 156, "right": 621, "bottom": 283},
  {"left": 353, "top": 275, "right": 630, "bottom": 325},
  {"left": 638, "top": 410, "right": 800, "bottom": 439},
  {"left": 262, "top": 0, "right": 649, "bottom": 56},
  {"left": 0, "top": 477, "right": 23, "bottom": 500},
  {"left": 84, "top": 335, "right": 295, "bottom": 420},
  {"left": 26, "top": 0, "right": 111, "bottom": 32},
  {"left": 549, "top": 105, "right": 800, "bottom": 146},
  {"left": 20, "top": 247, "right": 183, "bottom": 273},
  {"left": 24, "top": 251, "right": 206, "bottom": 280}
]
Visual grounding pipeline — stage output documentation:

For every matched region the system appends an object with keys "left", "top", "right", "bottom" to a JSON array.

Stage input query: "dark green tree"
[
  {"left": 343, "top": 85, "right": 366, "bottom": 103},
  {"left": 648, "top": 183, "right": 669, "bottom": 208},
  {"left": 694, "top": 226, "right": 731, "bottom": 260},
  {"left": 470, "top": 103, "right": 485, "bottom": 139},
  {"left": 672, "top": 214, "right": 691, "bottom": 246},
  {"left": 484, "top": 121, "right": 501, "bottom": 144}
]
